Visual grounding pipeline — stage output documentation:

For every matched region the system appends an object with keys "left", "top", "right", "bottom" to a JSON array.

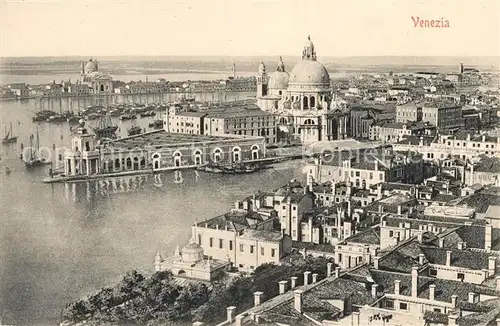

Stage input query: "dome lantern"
[{"left": 302, "top": 35, "right": 317, "bottom": 61}]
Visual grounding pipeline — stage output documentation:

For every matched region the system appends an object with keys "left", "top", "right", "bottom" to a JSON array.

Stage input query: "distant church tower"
[{"left": 257, "top": 60, "right": 268, "bottom": 98}]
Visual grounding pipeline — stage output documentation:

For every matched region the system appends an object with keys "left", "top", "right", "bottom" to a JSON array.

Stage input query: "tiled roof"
[
  {"left": 344, "top": 227, "right": 380, "bottom": 245},
  {"left": 292, "top": 241, "right": 336, "bottom": 254},
  {"left": 420, "top": 246, "right": 491, "bottom": 270},
  {"left": 239, "top": 229, "right": 284, "bottom": 242}
]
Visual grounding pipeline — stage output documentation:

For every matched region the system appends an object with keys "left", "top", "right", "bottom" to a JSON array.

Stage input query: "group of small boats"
[
  {"left": 196, "top": 162, "right": 269, "bottom": 174},
  {"left": 32, "top": 102, "right": 168, "bottom": 125}
]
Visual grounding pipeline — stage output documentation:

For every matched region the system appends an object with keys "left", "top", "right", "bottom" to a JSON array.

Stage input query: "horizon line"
[{"left": 2, "top": 54, "right": 500, "bottom": 59}]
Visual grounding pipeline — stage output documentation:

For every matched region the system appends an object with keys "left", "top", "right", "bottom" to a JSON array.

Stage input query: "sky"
[{"left": 1, "top": 0, "right": 499, "bottom": 58}]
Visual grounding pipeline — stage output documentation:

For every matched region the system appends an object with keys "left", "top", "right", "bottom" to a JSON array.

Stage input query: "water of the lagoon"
[{"left": 0, "top": 94, "right": 305, "bottom": 325}]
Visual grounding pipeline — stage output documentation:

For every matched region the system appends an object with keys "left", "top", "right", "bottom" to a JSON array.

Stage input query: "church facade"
[
  {"left": 80, "top": 58, "right": 114, "bottom": 95},
  {"left": 256, "top": 36, "right": 348, "bottom": 143}
]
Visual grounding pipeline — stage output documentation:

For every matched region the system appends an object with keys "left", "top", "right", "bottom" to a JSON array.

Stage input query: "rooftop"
[{"left": 102, "top": 130, "right": 262, "bottom": 150}]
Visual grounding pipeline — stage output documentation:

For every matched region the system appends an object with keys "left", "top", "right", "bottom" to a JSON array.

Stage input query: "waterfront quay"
[{"left": 34, "top": 90, "right": 256, "bottom": 112}]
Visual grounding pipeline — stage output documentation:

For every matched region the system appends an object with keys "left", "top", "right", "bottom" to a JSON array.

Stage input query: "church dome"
[
  {"left": 268, "top": 71, "right": 290, "bottom": 90},
  {"left": 84, "top": 59, "right": 98, "bottom": 74},
  {"left": 289, "top": 60, "right": 330, "bottom": 87},
  {"left": 181, "top": 240, "right": 204, "bottom": 263}
]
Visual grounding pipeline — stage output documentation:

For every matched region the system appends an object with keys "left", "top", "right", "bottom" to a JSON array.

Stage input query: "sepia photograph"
[{"left": 0, "top": 0, "right": 500, "bottom": 325}]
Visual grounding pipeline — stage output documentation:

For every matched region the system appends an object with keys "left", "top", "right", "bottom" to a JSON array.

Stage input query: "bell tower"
[{"left": 257, "top": 59, "right": 268, "bottom": 97}]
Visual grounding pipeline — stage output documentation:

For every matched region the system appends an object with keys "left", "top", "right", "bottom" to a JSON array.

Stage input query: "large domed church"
[
  {"left": 257, "top": 36, "right": 348, "bottom": 142},
  {"left": 80, "top": 58, "right": 113, "bottom": 95}
]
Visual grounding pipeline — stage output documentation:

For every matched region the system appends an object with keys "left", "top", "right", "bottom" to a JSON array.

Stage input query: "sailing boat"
[
  {"left": 24, "top": 129, "right": 50, "bottom": 167},
  {"left": 2, "top": 122, "right": 18, "bottom": 144}
]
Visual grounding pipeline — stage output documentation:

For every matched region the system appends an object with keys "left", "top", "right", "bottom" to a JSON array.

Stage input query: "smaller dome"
[
  {"left": 181, "top": 239, "right": 204, "bottom": 263},
  {"left": 268, "top": 71, "right": 290, "bottom": 90},
  {"left": 84, "top": 59, "right": 98, "bottom": 74}
]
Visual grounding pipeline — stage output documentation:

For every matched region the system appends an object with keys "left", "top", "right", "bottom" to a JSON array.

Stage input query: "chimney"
[
  {"left": 397, "top": 205, "right": 402, "bottom": 215},
  {"left": 279, "top": 280, "right": 288, "bottom": 294},
  {"left": 371, "top": 284, "right": 378, "bottom": 298},
  {"left": 312, "top": 273, "right": 318, "bottom": 284},
  {"left": 304, "top": 271, "right": 311, "bottom": 286},
  {"left": 193, "top": 322, "right": 203, "bottom": 326},
  {"left": 227, "top": 306, "right": 236, "bottom": 323},
  {"left": 394, "top": 280, "right": 401, "bottom": 295},
  {"left": 489, "top": 256, "right": 496, "bottom": 275},
  {"left": 448, "top": 315, "right": 458, "bottom": 326},
  {"left": 291, "top": 276, "right": 298, "bottom": 289},
  {"left": 352, "top": 312, "right": 360, "bottom": 326},
  {"left": 418, "top": 253, "right": 425, "bottom": 265},
  {"left": 457, "top": 242, "right": 464, "bottom": 250},
  {"left": 294, "top": 290, "right": 303, "bottom": 313},
  {"left": 254, "top": 292, "right": 263, "bottom": 306},
  {"left": 411, "top": 266, "right": 418, "bottom": 298},
  {"left": 446, "top": 251, "right": 452, "bottom": 266},
  {"left": 417, "top": 233, "right": 423, "bottom": 243},
  {"left": 429, "top": 284, "right": 435, "bottom": 301},
  {"left": 378, "top": 205, "right": 383, "bottom": 213},
  {"left": 438, "top": 238, "right": 444, "bottom": 248},
  {"left": 235, "top": 315, "right": 244, "bottom": 326},
  {"left": 374, "top": 256, "right": 380, "bottom": 269},
  {"left": 331, "top": 181, "right": 336, "bottom": 196},
  {"left": 496, "top": 276, "right": 500, "bottom": 291},
  {"left": 335, "top": 266, "right": 341, "bottom": 278},
  {"left": 486, "top": 224, "right": 492, "bottom": 252},
  {"left": 468, "top": 292, "right": 477, "bottom": 304},
  {"left": 451, "top": 295, "right": 458, "bottom": 308},
  {"left": 327, "top": 262, "right": 333, "bottom": 277}
]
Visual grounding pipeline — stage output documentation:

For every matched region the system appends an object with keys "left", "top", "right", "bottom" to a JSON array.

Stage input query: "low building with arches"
[{"left": 63, "top": 128, "right": 267, "bottom": 177}]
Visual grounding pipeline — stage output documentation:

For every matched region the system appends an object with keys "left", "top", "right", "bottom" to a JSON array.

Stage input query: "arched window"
[
  {"left": 251, "top": 145, "right": 260, "bottom": 160},
  {"left": 115, "top": 158, "right": 120, "bottom": 170},
  {"left": 173, "top": 151, "right": 182, "bottom": 167},
  {"left": 310, "top": 96, "right": 316, "bottom": 108},
  {"left": 140, "top": 157, "right": 146, "bottom": 168},
  {"left": 232, "top": 147, "right": 241, "bottom": 163},
  {"left": 303, "top": 96, "right": 309, "bottom": 109},
  {"left": 133, "top": 157, "right": 139, "bottom": 170},
  {"left": 213, "top": 148, "right": 223, "bottom": 163},
  {"left": 193, "top": 149, "right": 203, "bottom": 165},
  {"left": 100, "top": 84, "right": 104, "bottom": 92},
  {"left": 126, "top": 157, "right": 132, "bottom": 169},
  {"left": 152, "top": 153, "right": 161, "bottom": 170}
]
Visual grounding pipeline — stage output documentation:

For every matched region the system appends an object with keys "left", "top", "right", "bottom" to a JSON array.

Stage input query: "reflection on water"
[{"left": 0, "top": 97, "right": 304, "bottom": 325}]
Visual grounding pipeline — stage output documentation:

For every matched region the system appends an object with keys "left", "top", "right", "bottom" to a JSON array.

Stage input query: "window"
[
  {"left": 389, "top": 231, "right": 394, "bottom": 237},
  {"left": 385, "top": 300, "right": 394, "bottom": 309},
  {"left": 355, "top": 171, "right": 360, "bottom": 177},
  {"left": 457, "top": 272, "right": 465, "bottom": 280},
  {"left": 282, "top": 205, "right": 286, "bottom": 210},
  {"left": 239, "top": 244, "right": 244, "bottom": 252},
  {"left": 429, "top": 269, "right": 437, "bottom": 276},
  {"left": 434, "top": 308, "right": 441, "bottom": 313},
  {"left": 250, "top": 245, "right": 254, "bottom": 253},
  {"left": 261, "top": 247, "right": 264, "bottom": 255},
  {"left": 293, "top": 206, "right": 296, "bottom": 211},
  {"left": 229, "top": 240, "right": 233, "bottom": 251},
  {"left": 219, "top": 239, "right": 223, "bottom": 249},
  {"left": 198, "top": 234, "right": 201, "bottom": 245},
  {"left": 399, "top": 302, "right": 408, "bottom": 310},
  {"left": 271, "top": 249, "right": 276, "bottom": 257},
  {"left": 209, "top": 238, "right": 213, "bottom": 247}
]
